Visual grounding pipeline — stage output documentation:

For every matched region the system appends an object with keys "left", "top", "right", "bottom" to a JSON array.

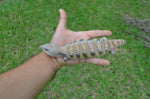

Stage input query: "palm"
[
  {"left": 52, "top": 31, "right": 88, "bottom": 46},
  {"left": 51, "top": 9, "right": 117, "bottom": 66}
]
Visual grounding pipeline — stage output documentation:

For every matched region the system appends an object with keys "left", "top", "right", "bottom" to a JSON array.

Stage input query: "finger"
[
  {"left": 85, "top": 58, "right": 110, "bottom": 65},
  {"left": 82, "top": 30, "right": 112, "bottom": 38},
  {"left": 64, "top": 58, "right": 110, "bottom": 65},
  {"left": 57, "top": 9, "right": 67, "bottom": 30}
]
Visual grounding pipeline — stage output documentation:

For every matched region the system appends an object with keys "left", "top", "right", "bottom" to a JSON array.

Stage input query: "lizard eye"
[{"left": 45, "top": 49, "right": 48, "bottom": 51}]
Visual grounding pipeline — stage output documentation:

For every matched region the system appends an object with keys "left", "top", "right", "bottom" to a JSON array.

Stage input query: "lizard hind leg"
[
  {"left": 111, "top": 49, "right": 115, "bottom": 54},
  {"left": 62, "top": 57, "right": 68, "bottom": 63}
]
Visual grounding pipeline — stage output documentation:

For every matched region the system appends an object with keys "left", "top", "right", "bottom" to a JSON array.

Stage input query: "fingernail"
[
  {"left": 108, "top": 31, "right": 112, "bottom": 35},
  {"left": 105, "top": 60, "right": 110, "bottom": 65},
  {"left": 106, "top": 61, "right": 110, "bottom": 65},
  {"left": 105, "top": 30, "right": 112, "bottom": 35}
]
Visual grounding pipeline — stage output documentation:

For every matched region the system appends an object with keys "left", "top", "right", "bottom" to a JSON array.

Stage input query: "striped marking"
[
  {"left": 109, "top": 40, "right": 113, "bottom": 49},
  {"left": 95, "top": 39, "right": 99, "bottom": 54},
  {"left": 87, "top": 39, "right": 95, "bottom": 56},
  {"left": 80, "top": 40, "right": 88, "bottom": 58},
  {"left": 114, "top": 40, "right": 118, "bottom": 47},
  {"left": 84, "top": 39, "right": 91, "bottom": 57},
  {"left": 72, "top": 41, "right": 77, "bottom": 59},
  {"left": 101, "top": 39, "right": 105, "bottom": 54},
  {"left": 96, "top": 39, "right": 102, "bottom": 55},
  {"left": 117, "top": 40, "right": 120, "bottom": 46},
  {"left": 104, "top": 39, "right": 108, "bottom": 52},
  {"left": 77, "top": 40, "right": 84, "bottom": 58},
  {"left": 121, "top": 40, "right": 123, "bottom": 45},
  {"left": 107, "top": 40, "right": 111, "bottom": 51},
  {"left": 69, "top": 44, "right": 74, "bottom": 59},
  {"left": 92, "top": 39, "right": 99, "bottom": 56},
  {"left": 111, "top": 41, "right": 116, "bottom": 48},
  {"left": 74, "top": 41, "right": 80, "bottom": 59}
]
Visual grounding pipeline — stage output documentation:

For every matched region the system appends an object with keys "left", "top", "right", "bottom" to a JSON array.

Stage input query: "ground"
[{"left": 0, "top": 0, "right": 150, "bottom": 98}]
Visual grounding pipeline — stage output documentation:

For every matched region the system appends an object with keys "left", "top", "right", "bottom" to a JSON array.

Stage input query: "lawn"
[{"left": 0, "top": 0, "right": 150, "bottom": 98}]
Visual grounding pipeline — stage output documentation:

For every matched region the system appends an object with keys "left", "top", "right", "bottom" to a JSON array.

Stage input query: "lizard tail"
[
  {"left": 108, "top": 39, "right": 126, "bottom": 48},
  {"left": 106, "top": 39, "right": 126, "bottom": 54}
]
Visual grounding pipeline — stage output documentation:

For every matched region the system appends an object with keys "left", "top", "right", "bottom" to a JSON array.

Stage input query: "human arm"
[{"left": 0, "top": 52, "right": 59, "bottom": 99}]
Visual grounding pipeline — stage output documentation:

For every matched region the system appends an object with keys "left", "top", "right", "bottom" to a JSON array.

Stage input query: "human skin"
[{"left": 0, "top": 9, "right": 117, "bottom": 99}]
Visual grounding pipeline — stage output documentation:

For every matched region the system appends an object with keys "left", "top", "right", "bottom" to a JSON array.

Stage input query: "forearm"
[{"left": 0, "top": 52, "right": 61, "bottom": 99}]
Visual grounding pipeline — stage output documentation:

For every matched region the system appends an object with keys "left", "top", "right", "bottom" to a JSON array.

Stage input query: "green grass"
[{"left": 0, "top": 0, "right": 150, "bottom": 98}]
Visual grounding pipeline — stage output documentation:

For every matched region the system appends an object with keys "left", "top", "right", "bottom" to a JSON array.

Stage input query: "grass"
[{"left": 0, "top": 0, "right": 150, "bottom": 98}]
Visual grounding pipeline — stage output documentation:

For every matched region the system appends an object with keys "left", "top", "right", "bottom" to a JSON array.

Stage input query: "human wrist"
[{"left": 40, "top": 52, "right": 62, "bottom": 71}]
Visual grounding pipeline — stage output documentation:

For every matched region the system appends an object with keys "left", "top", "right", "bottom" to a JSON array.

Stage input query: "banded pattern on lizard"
[{"left": 40, "top": 37, "right": 126, "bottom": 62}]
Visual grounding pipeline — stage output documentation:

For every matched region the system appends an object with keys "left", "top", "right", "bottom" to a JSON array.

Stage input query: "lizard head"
[{"left": 40, "top": 43, "right": 63, "bottom": 57}]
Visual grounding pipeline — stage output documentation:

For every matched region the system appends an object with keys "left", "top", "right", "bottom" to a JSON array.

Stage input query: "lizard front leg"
[{"left": 62, "top": 57, "right": 68, "bottom": 63}]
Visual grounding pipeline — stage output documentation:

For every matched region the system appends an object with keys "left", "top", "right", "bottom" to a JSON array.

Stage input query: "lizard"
[{"left": 40, "top": 37, "right": 126, "bottom": 63}]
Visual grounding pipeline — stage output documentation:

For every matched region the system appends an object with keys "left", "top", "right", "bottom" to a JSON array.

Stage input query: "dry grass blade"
[
  {"left": 126, "top": 17, "right": 150, "bottom": 33},
  {"left": 124, "top": 17, "right": 150, "bottom": 48}
]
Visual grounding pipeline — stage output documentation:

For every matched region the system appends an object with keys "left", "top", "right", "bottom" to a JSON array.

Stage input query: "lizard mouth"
[
  {"left": 40, "top": 45, "right": 45, "bottom": 49},
  {"left": 40, "top": 44, "right": 49, "bottom": 50},
  {"left": 40, "top": 45, "right": 49, "bottom": 52}
]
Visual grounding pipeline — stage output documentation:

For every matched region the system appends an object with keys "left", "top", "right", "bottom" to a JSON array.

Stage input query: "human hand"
[{"left": 51, "top": 9, "right": 117, "bottom": 67}]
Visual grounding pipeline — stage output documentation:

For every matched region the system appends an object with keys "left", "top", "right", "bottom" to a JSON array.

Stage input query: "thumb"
[{"left": 57, "top": 9, "right": 67, "bottom": 30}]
